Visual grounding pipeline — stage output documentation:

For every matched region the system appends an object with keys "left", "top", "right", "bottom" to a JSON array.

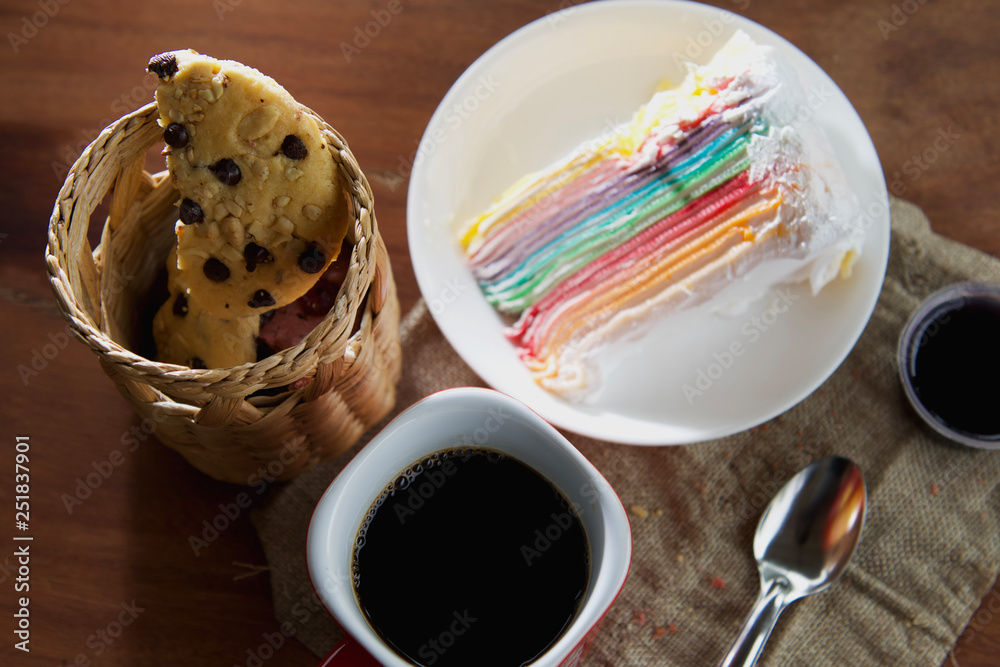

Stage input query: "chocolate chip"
[
  {"left": 298, "top": 242, "right": 326, "bottom": 274},
  {"left": 243, "top": 242, "right": 273, "bottom": 272},
  {"left": 248, "top": 289, "right": 276, "bottom": 309},
  {"left": 172, "top": 293, "right": 189, "bottom": 317},
  {"left": 203, "top": 258, "right": 230, "bottom": 282},
  {"left": 280, "top": 135, "right": 308, "bottom": 160},
  {"left": 179, "top": 198, "right": 204, "bottom": 224},
  {"left": 209, "top": 158, "right": 242, "bottom": 186},
  {"left": 188, "top": 357, "right": 206, "bottom": 369},
  {"left": 164, "top": 123, "right": 189, "bottom": 148},
  {"left": 148, "top": 53, "right": 178, "bottom": 79}
]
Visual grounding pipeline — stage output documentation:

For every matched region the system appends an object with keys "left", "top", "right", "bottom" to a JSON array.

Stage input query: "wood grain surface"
[{"left": 1, "top": 0, "right": 997, "bottom": 665}]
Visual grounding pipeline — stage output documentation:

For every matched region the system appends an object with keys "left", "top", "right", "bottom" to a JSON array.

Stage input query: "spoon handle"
[{"left": 718, "top": 578, "right": 791, "bottom": 667}]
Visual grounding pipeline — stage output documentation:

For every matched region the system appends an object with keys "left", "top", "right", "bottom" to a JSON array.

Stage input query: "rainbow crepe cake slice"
[{"left": 458, "top": 31, "right": 865, "bottom": 396}]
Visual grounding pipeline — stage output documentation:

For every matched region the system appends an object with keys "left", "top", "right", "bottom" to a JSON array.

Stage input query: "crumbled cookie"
[
  {"left": 152, "top": 246, "right": 259, "bottom": 368},
  {"left": 149, "top": 49, "right": 351, "bottom": 319}
]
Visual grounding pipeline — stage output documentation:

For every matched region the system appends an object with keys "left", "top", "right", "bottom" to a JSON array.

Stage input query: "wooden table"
[{"left": 1, "top": 0, "right": 997, "bottom": 664}]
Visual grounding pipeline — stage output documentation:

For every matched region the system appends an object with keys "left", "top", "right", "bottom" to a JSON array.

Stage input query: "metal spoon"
[{"left": 719, "top": 455, "right": 867, "bottom": 667}]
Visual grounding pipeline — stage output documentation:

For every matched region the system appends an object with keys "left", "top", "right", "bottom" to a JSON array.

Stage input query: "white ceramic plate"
[{"left": 406, "top": 0, "right": 890, "bottom": 445}]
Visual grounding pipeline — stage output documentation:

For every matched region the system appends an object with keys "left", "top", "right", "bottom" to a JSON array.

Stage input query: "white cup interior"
[{"left": 306, "top": 387, "right": 632, "bottom": 666}]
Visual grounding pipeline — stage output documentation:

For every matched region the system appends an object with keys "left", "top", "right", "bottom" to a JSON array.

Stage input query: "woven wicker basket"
[{"left": 45, "top": 101, "right": 402, "bottom": 484}]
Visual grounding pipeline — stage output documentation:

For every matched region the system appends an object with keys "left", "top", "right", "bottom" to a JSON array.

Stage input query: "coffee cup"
[
  {"left": 306, "top": 387, "right": 632, "bottom": 666},
  {"left": 897, "top": 281, "right": 1000, "bottom": 449}
]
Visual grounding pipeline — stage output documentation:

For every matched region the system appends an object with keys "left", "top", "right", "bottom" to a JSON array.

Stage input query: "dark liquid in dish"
[
  {"left": 352, "top": 448, "right": 589, "bottom": 667},
  {"left": 908, "top": 296, "right": 1000, "bottom": 437}
]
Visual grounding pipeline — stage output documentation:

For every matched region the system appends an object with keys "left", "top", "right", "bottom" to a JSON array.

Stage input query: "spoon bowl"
[{"left": 720, "top": 456, "right": 867, "bottom": 667}]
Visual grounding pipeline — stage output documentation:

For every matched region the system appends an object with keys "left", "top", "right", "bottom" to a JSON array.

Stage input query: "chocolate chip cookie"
[
  {"left": 150, "top": 49, "right": 351, "bottom": 319},
  {"left": 152, "top": 246, "right": 260, "bottom": 368}
]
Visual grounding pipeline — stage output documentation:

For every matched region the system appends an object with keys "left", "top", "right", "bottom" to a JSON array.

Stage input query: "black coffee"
[
  {"left": 908, "top": 296, "right": 1000, "bottom": 437},
  {"left": 352, "top": 448, "right": 589, "bottom": 667}
]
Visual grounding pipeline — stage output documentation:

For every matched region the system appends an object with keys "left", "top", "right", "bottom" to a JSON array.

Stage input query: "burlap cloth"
[{"left": 252, "top": 197, "right": 1000, "bottom": 666}]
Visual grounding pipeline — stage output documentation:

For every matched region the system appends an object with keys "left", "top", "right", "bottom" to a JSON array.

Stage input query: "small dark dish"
[{"left": 897, "top": 282, "right": 1000, "bottom": 450}]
